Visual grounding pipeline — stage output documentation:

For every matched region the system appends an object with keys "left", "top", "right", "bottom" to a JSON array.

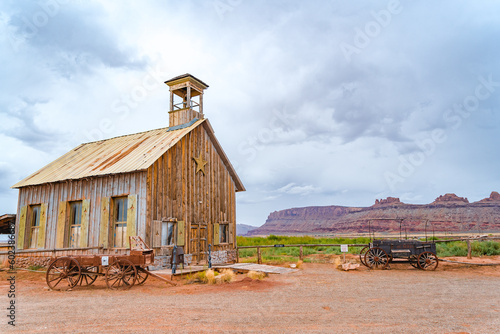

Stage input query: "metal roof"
[{"left": 12, "top": 119, "right": 245, "bottom": 191}]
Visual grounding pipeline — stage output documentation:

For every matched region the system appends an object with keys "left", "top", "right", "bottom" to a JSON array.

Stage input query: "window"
[
  {"left": 68, "top": 201, "right": 82, "bottom": 248},
  {"left": 29, "top": 205, "right": 41, "bottom": 249},
  {"left": 219, "top": 223, "right": 228, "bottom": 244},
  {"left": 161, "top": 221, "right": 176, "bottom": 246},
  {"left": 113, "top": 197, "right": 128, "bottom": 248}
]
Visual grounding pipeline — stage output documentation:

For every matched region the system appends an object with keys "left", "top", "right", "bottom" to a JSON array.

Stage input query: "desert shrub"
[
  {"left": 437, "top": 241, "right": 468, "bottom": 257},
  {"left": 195, "top": 270, "right": 208, "bottom": 283},
  {"left": 239, "top": 249, "right": 256, "bottom": 257},
  {"left": 471, "top": 240, "right": 500, "bottom": 256},
  {"left": 437, "top": 240, "right": 500, "bottom": 257},
  {"left": 247, "top": 270, "right": 267, "bottom": 280},
  {"left": 205, "top": 269, "right": 216, "bottom": 284},
  {"left": 219, "top": 269, "right": 235, "bottom": 283}
]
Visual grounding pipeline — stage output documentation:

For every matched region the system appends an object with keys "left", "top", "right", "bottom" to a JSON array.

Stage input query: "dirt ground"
[{"left": 1, "top": 256, "right": 499, "bottom": 334}]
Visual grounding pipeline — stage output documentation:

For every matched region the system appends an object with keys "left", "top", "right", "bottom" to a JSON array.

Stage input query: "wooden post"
[
  {"left": 199, "top": 93, "right": 204, "bottom": 117},
  {"left": 236, "top": 248, "right": 239, "bottom": 263},
  {"left": 467, "top": 239, "right": 472, "bottom": 259},
  {"left": 299, "top": 246, "right": 303, "bottom": 261},
  {"left": 257, "top": 247, "right": 262, "bottom": 264}
]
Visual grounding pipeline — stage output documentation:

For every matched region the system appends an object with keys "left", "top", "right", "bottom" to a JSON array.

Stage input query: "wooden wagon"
[
  {"left": 45, "top": 237, "right": 174, "bottom": 290},
  {"left": 359, "top": 239, "right": 439, "bottom": 270},
  {"left": 358, "top": 219, "right": 439, "bottom": 270}
]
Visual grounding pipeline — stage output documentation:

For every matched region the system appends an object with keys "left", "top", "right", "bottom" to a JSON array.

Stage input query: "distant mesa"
[
  {"left": 373, "top": 197, "right": 403, "bottom": 206},
  {"left": 432, "top": 193, "right": 469, "bottom": 204},
  {"left": 478, "top": 191, "right": 500, "bottom": 203},
  {"left": 236, "top": 223, "right": 258, "bottom": 236},
  {"left": 247, "top": 191, "right": 500, "bottom": 236}
]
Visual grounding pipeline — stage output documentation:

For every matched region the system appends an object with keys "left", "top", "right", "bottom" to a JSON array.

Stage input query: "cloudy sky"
[{"left": 1, "top": 0, "right": 499, "bottom": 227}]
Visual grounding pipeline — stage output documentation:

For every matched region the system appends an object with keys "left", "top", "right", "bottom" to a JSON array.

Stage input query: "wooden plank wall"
[
  {"left": 146, "top": 124, "right": 237, "bottom": 253},
  {"left": 169, "top": 109, "right": 201, "bottom": 127},
  {"left": 15, "top": 172, "right": 147, "bottom": 256}
]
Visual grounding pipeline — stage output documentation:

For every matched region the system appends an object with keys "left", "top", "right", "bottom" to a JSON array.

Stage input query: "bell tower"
[{"left": 164, "top": 74, "right": 209, "bottom": 127}]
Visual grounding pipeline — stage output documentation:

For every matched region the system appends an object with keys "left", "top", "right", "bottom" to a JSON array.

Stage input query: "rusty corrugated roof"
[{"left": 12, "top": 119, "right": 245, "bottom": 191}]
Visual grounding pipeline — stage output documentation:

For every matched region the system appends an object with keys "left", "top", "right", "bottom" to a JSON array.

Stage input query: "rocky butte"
[{"left": 247, "top": 192, "right": 500, "bottom": 235}]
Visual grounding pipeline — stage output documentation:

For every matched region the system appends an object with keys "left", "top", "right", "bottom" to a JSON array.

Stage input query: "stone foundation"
[
  {"left": 149, "top": 253, "right": 193, "bottom": 270},
  {"left": 210, "top": 249, "right": 237, "bottom": 265},
  {"left": 14, "top": 256, "right": 53, "bottom": 269}
]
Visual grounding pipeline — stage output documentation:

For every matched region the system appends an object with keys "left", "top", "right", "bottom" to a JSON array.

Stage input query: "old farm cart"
[
  {"left": 45, "top": 237, "right": 175, "bottom": 290},
  {"left": 359, "top": 219, "right": 439, "bottom": 270}
]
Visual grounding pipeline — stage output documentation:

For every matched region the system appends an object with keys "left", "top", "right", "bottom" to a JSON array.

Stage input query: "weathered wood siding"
[
  {"left": 146, "top": 124, "right": 237, "bottom": 253},
  {"left": 15, "top": 172, "right": 147, "bottom": 256}
]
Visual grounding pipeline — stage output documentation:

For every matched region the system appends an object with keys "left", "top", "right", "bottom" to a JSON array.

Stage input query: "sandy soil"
[{"left": 1, "top": 256, "right": 499, "bottom": 334}]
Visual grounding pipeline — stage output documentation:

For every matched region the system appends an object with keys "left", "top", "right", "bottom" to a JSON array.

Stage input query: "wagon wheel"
[
  {"left": 409, "top": 255, "right": 419, "bottom": 269},
  {"left": 136, "top": 267, "right": 149, "bottom": 285},
  {"left": 417, "top": 251, "right": 439, "bottom": 271},
  {"left": 364, "top": 247, "right": 389, "bottom": 269},
  {"left": 79, "top": 266, "right": 99, "bottom": 286},
  {"left": 105, "top": 259, "right": 137, "bottom": 290},
  {"left": 46, "top": 257, "right": 81, "bottom": 290},
  {"left": 359, "top": 246, "right": 370, "bottom": 267}
]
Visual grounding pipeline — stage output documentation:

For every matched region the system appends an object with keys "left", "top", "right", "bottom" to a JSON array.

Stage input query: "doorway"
[{"left": 190, "top": 222, "right": 208, "bottom": 264}]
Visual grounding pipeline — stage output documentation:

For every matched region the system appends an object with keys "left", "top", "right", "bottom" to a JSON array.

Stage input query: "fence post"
[
  {"left": 257, "top": 247, "right": 262, "bottom": 264},
  {"left": 467, "top": 240, "right": 472, "bottom": 259},
  {"left": 236, "top": 247, "right": 239, "bottom": 263},
  {"left": 299, "top": 246, "right": 303, "bottom": 261}
]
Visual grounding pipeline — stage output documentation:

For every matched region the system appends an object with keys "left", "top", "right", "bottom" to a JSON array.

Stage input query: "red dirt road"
[{"left": 1, "top": 257, "right": 499, "bottom": 333}]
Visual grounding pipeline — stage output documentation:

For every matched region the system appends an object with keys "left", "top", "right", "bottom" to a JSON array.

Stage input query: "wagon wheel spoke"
[
  {"left": 136, "top": 267, "right": 149, "bottom": 285},
  {"left": 111, "top": 277, "right": 121, "bottom": 288},
  {"left": 51, "top": 267, "right": 65, "bottom": 275},
  {"left": 79, "top": 266, "right": 99, "bottom": 286},
  {"left": 67, "top": 276, "right": 78, "bottom": 287},
  {"left": 409, "top": 255, "right": 419, "bottom": 269},
  {"left": 48, "top": 276, "right": 64, "bottom": 287},
  {"left": 80, "top": 275, "right": 89, "bottom": 286}
]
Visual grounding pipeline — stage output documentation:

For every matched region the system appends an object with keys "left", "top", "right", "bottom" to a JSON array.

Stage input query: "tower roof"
[{"left": 164, "top": 73, "right": 209, "bottom": 89}]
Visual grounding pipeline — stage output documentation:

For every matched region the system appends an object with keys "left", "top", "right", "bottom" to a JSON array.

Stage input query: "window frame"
[
  {"left": 113, "top": 196, "right": 128, "bottom": 248},
  {"left": 219, "top": 222, "right": 229, "bottom": 244},
  {"left": 67, "top": 201, "right": 83, "bottom": 248},
  {"left": 160, "top": 218, "right": 177, "bottom": 247},
  {"left": 28, "top": 204, "right": 41, "bottom": 249}
]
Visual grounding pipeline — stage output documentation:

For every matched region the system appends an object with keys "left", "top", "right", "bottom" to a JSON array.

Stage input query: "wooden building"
[{"left": 9, "top": 74, "right": 245, "bottom": 267}]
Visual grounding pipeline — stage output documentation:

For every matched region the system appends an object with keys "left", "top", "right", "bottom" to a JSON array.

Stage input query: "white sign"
[
  {"left": 340, "top": 244, "right": 348, "bottom": 253},
  {"left": 101, "top": 256, "right": 109, "bottom": 266}
]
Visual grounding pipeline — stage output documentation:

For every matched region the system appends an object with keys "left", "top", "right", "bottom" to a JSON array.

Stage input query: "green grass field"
[{"left": 236, "top": 235, "right": 500, "bottom": 264}]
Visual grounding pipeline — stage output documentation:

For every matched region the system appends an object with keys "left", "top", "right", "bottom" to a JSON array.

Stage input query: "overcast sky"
[{"left": 1, "top": 0, "right": 499, "bottom": 226}]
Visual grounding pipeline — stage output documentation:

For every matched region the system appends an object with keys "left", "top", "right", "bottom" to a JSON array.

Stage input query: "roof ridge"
[{"left": 82, "top": 125, "right": 172, "bottom": 145}]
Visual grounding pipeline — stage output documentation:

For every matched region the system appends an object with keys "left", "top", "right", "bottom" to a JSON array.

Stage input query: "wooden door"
[{"left": 190, "top": 222, "right": 208, "bottom": 264}]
